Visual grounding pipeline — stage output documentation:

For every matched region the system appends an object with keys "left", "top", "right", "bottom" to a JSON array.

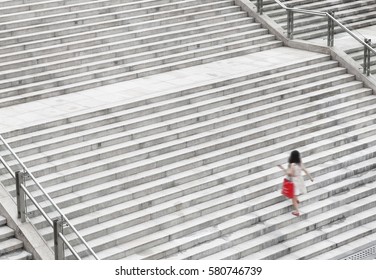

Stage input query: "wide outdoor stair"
[
  {"left": 0, "top": 215, "right": 33, "bottom": 260},
  {"left": 254, "top": 0, "right": 376, "bottom": 40},
  {"left": 0, "top": 0, "right": 283, "bottom": 108},
  {"left": 2, "top": 50, "right": 376, "bottom": 259}
]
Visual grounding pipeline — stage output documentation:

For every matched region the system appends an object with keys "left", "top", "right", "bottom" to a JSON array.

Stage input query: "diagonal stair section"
[
  {"left": 253, "top": 0, "right": 376, "bottom": 41},
  {"left": 0, "top": 215, "right": 33, "bottom": 260},
  {"left": 250, "top": 0, "right": 376, "bottom": 74}
]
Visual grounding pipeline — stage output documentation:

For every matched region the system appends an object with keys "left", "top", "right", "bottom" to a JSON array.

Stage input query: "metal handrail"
[
  {"left": 0, "top": 135, "right": 99, "bottom": 260},
  {"left": 272, "top": 0, "right": 376, "bottom": 55},
  {"left": 0, "top": 156, "right": 81, "bottom": 259},
  {"left": 255, "top": 0, "right": 376, "bottom": 74},
  {"left": 326, "top": 12, "right": 376, "bottom": 55}
]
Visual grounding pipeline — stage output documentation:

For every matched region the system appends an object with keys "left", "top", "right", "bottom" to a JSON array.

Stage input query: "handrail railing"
[
  {"left": 0, "top": 134, "right": 99, "bottom": 260},
  {"left": 254, "top": 0, "right": 376, "bottom": 75}
]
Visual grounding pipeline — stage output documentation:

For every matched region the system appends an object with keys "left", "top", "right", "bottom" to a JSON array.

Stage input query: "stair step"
[
  {"left": 0, "top": 249, "right": 33, "bottom": 260},
  {"left": 0, "top": 216, "right": 6, "bottom": 226},
  {"left": 0, "top": 238, "right": 24, "bottom": 256},
  {"left": 0, "top": 226, "right": 15, "bottom": 242}
]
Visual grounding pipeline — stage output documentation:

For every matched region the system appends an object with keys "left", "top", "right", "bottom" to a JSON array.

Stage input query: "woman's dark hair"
[{"left": 288, "top": 150, "right": 301, "bottom": 165}]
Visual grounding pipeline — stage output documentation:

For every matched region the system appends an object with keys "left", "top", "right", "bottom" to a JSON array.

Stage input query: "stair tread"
[{"left": 0, "top": 249, "right": 32, "bottom": 260}]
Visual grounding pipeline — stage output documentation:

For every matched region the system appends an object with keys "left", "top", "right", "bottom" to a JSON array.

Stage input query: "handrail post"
[
  {"left": 287, "top": 7, "right": 294, "bottom": 39},
  {"left": 327, "top": 10, "right": 335, "bottom": 47},
  {"left": 364, "top": 38, "right": 371, "bottom": 76},
  {"left": 53, "top": 218, "right": 65, "bottom": 260},
  {"left": 256, "top": 0, "right": 263, "bottom": 15},
  {"left": 15, "top": 171, "right": 26, "bottom": 223}
]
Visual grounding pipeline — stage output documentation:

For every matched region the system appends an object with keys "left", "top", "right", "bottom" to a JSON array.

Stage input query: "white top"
[{"left": 290, "top": 163, "right": 307, "bottom": 195}]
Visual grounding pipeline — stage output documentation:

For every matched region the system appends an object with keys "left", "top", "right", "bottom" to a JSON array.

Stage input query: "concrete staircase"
[
  {"left": 2, "top": 48, "right": 376, "bottom": 259},
  {"left": 1, "top": 0, "right": 376, "bottom": 260},
  {"left": 0, "top": 0, "right": 283, "bottom": 108},
  {"left": 0, "top": 215, "right": 32, "bottom": 260}
]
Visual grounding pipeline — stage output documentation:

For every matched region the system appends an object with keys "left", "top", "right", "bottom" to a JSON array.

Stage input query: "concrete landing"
[{"left": 0, "top": 46, "right": 324, "bottom": 134}]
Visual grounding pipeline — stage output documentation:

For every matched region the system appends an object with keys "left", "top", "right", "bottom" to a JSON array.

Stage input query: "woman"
[{"left": 278, "top": 150, "right": 314, "bottom": 216}]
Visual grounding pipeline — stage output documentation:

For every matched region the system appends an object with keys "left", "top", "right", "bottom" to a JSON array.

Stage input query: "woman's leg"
[{"left": 292, "top": 196, "right": 299, "bottom": 215}]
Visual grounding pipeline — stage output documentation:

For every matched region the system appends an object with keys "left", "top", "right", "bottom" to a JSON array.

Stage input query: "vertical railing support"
[
  {"left": 327, "top": 10, "right": 335, "bottom": 47},
  {"left": 53, "top": 218, "right": 65, "bottom": 260},
  {"left": 364, "top": 38, "right": 371, "bottom": 76},
  {"left": 256, "top": 0, "right": 263, "bottom": 14},
  {"left": 328, "top": 11, "right": 334, "bottom": 47},
  {"left": 15, "top": 171, "right": 26, "bottom": 223},
  {"left": 287, "top": 8, "right": 294, "bottom": 39}
]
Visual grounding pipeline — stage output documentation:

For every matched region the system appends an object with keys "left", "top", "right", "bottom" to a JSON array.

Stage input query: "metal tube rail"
[
  {"left": 271, "top": 1, "right": 376, "bottom": 58},
  {"left": 0, "top": 135, "right": 99, "bottom": 260},
  {"left": 0, "top": 156, "right": 16, "bottom": 181},
  {"left": 326, "top": 13, "right": 376, "bottom": 55},
  {"left": 59, "top": 232, "right": 81, "bottom": 260}
]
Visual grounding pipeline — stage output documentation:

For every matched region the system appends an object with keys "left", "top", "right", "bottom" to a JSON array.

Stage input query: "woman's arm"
[
  {"left": 302, "top": 163, "right": 314, "bottom": 181},
  {"left": 277, "top": 164, "right": 294, "bottom": 176}
]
